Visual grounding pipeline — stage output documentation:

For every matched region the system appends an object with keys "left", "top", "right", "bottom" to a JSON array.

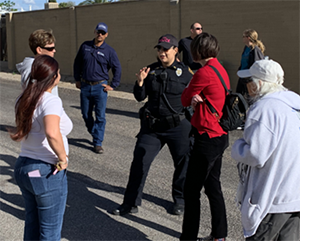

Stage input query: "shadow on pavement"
[
  {"left": 67, "top": 138, "right": 94, "bottom": 152},
  {"left": 65, "top": 172, "right": 179, "bottom": 240},
  {"left": 69, "top": 106, "right": 139, "bottom": 119},
  {"left": 0, "top": 154, "right": 179, "bottom": 240},
  {"left": 106, "top": 108, "right": 138, "bottom": 119},
  {"left": 0, "top": 124, "right": 15, "bottom": 133},
  {"left": 0, "top": 154, "right": 25, "bottom": 221}
]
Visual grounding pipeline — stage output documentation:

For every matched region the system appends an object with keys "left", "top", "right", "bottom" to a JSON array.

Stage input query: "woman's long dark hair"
[{"left": 10, "top": 55, "right": 59, "bottom": 141}]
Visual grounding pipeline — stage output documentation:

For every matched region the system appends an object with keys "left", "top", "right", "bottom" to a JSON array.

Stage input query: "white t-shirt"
[{"left": 20, "top": 92, "right": 73, "bottom": 165}]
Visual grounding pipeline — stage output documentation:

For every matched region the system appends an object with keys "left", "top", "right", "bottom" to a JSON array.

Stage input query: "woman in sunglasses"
[
  {"left": 113, "top": 34, "right": 193, "bottom": 217},
  {"left": 16, "top": 29, "right": 58, "bottom": 96},
  {"left": 11, "top": 55, "right": 73, "bottom": 240}
]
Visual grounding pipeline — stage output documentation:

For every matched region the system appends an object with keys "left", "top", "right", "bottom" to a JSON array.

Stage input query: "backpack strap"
[
  {"left": 200, "top": 91, "right": 216, "bottom": 114},
  {"left": 208, "top": 65, "right": 230, "bottom": 93},
  {"left": 200, "top": 65, "right": 227, "bottom": 115}
]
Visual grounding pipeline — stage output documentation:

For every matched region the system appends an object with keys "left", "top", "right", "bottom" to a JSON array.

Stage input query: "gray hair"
[{"left": 249, "top": 76, "right": 287, "bottom": 103}]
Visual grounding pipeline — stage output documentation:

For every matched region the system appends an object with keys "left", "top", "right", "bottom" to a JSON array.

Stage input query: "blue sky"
[
  {"left": 10, "top": 0, "right": 122, "bottom": 12},
  {"left": 11, "top": 0, "right": 84, "bottom": 12}
]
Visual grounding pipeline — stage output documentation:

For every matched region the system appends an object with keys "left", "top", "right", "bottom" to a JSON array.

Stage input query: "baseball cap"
[
  {"left": 154, "top": 34, "right": 178, "bottom": 49},
  {"left": 237, "top": 59, "right": 284, "bottom": 84},
  {"left": 95, "top": 22, "right": 108, "bottom": 33}
]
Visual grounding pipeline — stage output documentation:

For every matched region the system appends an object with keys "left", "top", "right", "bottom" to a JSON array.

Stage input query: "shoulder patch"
[{"left": 188, "top": 67, "right": 194, "bottom": 75}]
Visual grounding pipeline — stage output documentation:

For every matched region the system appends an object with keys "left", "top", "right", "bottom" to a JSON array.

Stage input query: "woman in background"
[
  {"left": 236, "top": 29, "right": 265, "bottom": 96},
  {"left": 11, "top": 55, "right": 73, "bottom": 240}
]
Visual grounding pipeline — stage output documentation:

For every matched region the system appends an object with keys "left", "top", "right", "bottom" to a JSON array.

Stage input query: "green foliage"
[
  {"left": 48, "top": 0, "right": 57, "bottom": 2},
  {"left": 59, "top": 1, "right": 76, "bottom": 8},
  {"left": 78, "top": 0, "right": 113, "bottom": 6},
  {"left": 0, "top": 0, "right": 18, "bottom": 12}
]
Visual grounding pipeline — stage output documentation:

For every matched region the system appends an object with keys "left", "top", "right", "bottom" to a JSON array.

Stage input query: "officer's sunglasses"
[
  {"left": 195, "top": 27, "right": 203, "bottom": 30},
  {"left": 97, "top": 30, "right": 106, "bottom": 35},
  {"left": 41, "top": 46, "right": 55, "bottom": 52}
]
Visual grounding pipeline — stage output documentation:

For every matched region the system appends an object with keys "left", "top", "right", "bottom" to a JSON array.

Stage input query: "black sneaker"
[
  {"left": 172, "top": 203, "right": 184, "bottom": 215},
  {"left": 197, "top": 236, "right": 225, "bottom": 241},
  {"left": 93, "top": 146, "right": 104, "bottom": 154},
  {"left": 197, "top": 236, "right": 212, "bottom": 241},
  {"left": 112, "top": 204, "right": 138, "bottom": 216}
]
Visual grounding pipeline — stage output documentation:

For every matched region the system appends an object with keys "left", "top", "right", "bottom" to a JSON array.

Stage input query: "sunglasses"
[
  {"left": 97, "top": 30, "right": 106, "bottom": 35},
  {"left": 41, "top": 46, "right": 55, "bottom": 51},
  {"left": 195, "top": 27, "right": 203, "bottom": 30}
]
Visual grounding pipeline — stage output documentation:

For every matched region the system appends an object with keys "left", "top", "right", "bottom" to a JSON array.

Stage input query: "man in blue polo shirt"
[{"left": 74, "top": 22, "right": 121, "bottom": 154}]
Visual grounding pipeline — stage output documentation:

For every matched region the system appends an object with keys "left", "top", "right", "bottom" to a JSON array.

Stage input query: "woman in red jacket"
[{"left": 180, "top": 33, "right": 230, "bottom": 241}]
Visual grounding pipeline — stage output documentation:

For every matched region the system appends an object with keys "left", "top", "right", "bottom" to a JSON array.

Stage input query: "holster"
[{"left": 140, "top": 106, "right": 185, "bottom": 131}]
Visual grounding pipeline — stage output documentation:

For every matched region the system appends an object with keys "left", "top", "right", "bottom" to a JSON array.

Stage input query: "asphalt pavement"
[{"left": 0, "top": 70, "right": 245, "bottom": 241}]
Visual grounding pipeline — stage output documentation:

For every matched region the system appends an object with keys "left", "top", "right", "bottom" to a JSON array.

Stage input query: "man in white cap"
[
  {"left": 231, "top": 59, "right": 300, "bottom": 240},
  {"left": 74, "top": 22, "right": 121, "bottom": 154}
]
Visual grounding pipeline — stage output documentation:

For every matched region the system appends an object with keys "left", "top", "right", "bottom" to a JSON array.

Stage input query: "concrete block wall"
[
  {"left": 7, "top": 8, "right": 73, "bottom": 75},
  {"left": 179, "top": 0, "right": 299, "bottom": 92},
  {"left": 6, "top": 0, "right": 300, "bottom": 93}
]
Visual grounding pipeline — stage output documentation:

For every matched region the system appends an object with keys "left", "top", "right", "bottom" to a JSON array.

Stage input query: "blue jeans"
[
  {"left": 80, "top": 81, "right": 108, "bottom": 146},
  {"left": 14, "top": 156, "right": 68, "bottom": 241}
]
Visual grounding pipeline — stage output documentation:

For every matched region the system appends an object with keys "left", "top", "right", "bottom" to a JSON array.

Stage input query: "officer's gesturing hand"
[
  {"left": 102, "top": 84, "right": 114, "bottom": 92},
  {"left": 136, "top": 67, "right": 150, "bottom": 87}
]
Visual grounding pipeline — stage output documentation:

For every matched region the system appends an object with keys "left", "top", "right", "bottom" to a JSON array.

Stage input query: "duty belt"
[
  {"left": 81, "top": 79, "right": 106, "bottom": 85},
  {"left": 144, "top": 112, "right": 186, "bottom": 131}
]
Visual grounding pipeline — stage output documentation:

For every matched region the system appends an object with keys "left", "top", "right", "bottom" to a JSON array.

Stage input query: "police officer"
[{"left": 113, "top": 34, "right": 193, "bottom": 216}]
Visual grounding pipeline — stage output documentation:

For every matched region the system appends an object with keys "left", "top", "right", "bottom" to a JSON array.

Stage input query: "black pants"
[
  {"left": 180, "top": 133, "right": 229, "bottom": 240},
  {"left": 246, "top": 212, "right": 300, "bottom": 241},
  {"left": 123, "top": 119, "right": 191, "bottom": 206}
]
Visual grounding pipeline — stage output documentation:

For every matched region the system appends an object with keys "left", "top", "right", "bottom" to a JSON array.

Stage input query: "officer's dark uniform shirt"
[
  {"left": 178, "top": 37, "right": 202, "bottom": 70},
  {"left": 73, "top": 39, "right": 121, "bottom": 89},
  {"left": 134, "top": 60, "right": 193, "bottom": 118}
]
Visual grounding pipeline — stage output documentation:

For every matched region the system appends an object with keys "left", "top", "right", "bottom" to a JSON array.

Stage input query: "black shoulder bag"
[{"left": 201, "top": 65, "right": 248, "bottom": 132}]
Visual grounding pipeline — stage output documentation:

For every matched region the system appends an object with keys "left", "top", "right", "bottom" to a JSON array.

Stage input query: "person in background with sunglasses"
[
  {"left": 178, "top": 22, "right": 203, "bottom": 71},
  {"left": 112, "top": 34, "right": 193, "bottom": 217},
  {"left": 16, "top": 29, "right": 59, "bottom": 96},
  {"left": 73, "top": 22, "right": 121, "bottom": 154}
]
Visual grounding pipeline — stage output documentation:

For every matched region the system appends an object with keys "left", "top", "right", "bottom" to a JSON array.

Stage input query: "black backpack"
[{"left": 201, "top": 65, "right": 248, "bottom": 132}]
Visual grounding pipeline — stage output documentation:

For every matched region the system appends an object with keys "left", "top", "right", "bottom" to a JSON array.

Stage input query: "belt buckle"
[
  {"left": 91, "top": 80, "right": 102, "bottom": 85},
  {"left": 82, "top": 79, "right": 104, "bottom": 85}
]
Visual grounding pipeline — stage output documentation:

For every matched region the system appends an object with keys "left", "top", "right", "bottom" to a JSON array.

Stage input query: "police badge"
[{"left": 176, "top": 68, "right": 182, "bottom": 77}]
